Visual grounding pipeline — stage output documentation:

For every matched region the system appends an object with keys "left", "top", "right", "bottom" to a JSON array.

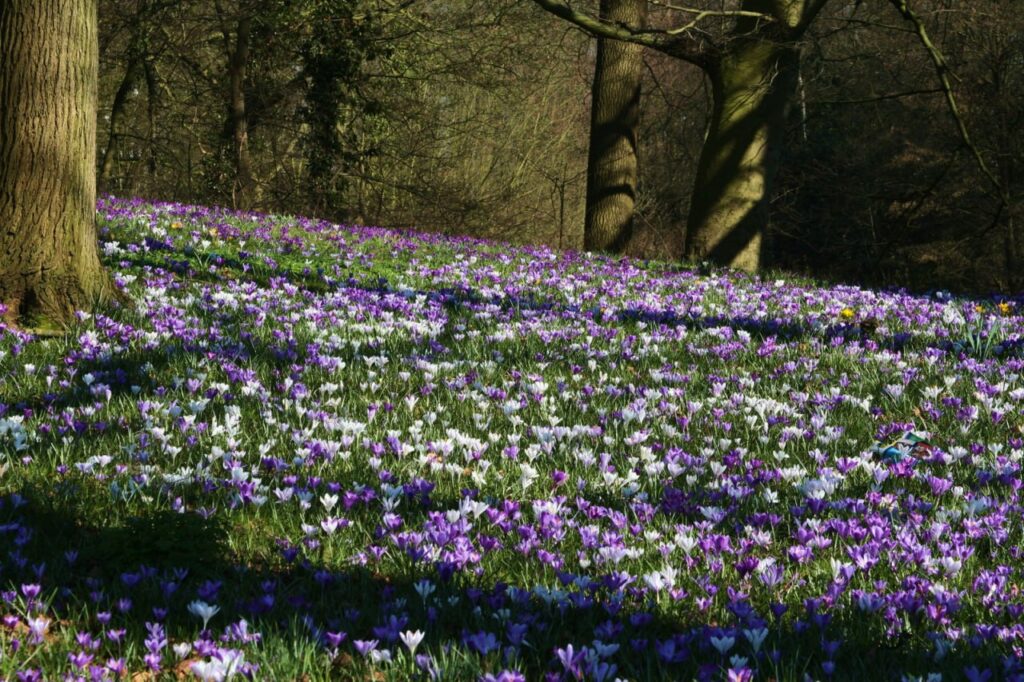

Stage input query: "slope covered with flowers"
[{"left": 2, "top": 197, "right": 1024, "bottom": 681}]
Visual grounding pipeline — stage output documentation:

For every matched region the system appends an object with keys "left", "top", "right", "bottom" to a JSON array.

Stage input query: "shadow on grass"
[{"left": 1, "top": 482, "right": 1000, "bottom": 681}]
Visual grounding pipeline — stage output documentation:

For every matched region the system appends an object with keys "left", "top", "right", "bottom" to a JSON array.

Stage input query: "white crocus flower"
[
  {"left": 190, "top": 649, "right": 246, "bottom": 681},
  {"left": 743, "top": 627, "right": 768, "bottom": 653},
  {"left": 187, "top": 600, "right": 221, "bottom": 630},
  {"left": 519, "top": 463, "right": 538, "bottom": 490},
  {"left": 400, "top": 630, "right": 426, "bottom": 656},
  {"left": 414, "top": 580, "right": 435, "bottom": 601},
  {"left": 710, "top": 635, "right": 735, "bottom": 655}
]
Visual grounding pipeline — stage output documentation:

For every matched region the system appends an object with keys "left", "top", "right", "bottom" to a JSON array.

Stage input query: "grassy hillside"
[{"left": 1, "top": 197, "right": 1023, "bottom": 680}]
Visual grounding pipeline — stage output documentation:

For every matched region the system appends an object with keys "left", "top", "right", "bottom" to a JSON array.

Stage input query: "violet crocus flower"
[
  {"left": 965, "top": 667, "right": 993, "bottom": 682},
  {"left": 727, "top": 668, "right": 753, "bottom": 682},
  {"left": 106, "top": 658, "right": 127, "bottom": 676},
  {"left": 415, "top": 654, "right": 439, "bottom": 679},
  {"left": 26, "top": 616, "right": 49, "bottom": 644},
  {"left": 481, "top": 671, "right": 527, "bottom": 682},
  {"left": 354, "top": 639, "right": 379, "bottom": 657},
  {"left": 324, "top": 631, "right": 347, "bottom": 650},
  {"left": 67, "top": 651, "right": 93, "bottom": 669},
  {"left": 467, "top": 630, "right": 500, "bottom": 656},
  {"left": 555, "top": 644, "right": 585, "bottom": 679}
]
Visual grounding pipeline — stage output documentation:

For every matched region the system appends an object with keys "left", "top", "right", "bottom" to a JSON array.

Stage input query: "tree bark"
[
  {"left": 144, "top": 58, "right": 159, "bottom": 179},
  {"left": 530, "top": 0, "right": 830, "bottom": 271},
  {"left": 226, "top": 15, "right": 255, "bottom": 210},
  {"left": 584, "top": 0, "right": 647, "bottom": 253},
  {"left": 99, "top": 58, "right": 140, "bottom": 192},
  {"left": 683, "top": 36, "right": 800, "bottom": 272},
  {"left": 0, "top": 0, "right": 115, "bottom": 329}
]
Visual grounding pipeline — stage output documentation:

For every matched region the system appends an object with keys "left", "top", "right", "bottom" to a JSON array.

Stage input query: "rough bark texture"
[
  {"left": 684, "top": 37, "right": 799, "bottom": 272},
  {"left": 227, "top": 15, "right": 255, "bottom": 210},
  {"left": 0, "top": 0, "right": 114, "bottom": 329},
  {"left": 583, "top": 0, "right": 646, "bottom": 253}
]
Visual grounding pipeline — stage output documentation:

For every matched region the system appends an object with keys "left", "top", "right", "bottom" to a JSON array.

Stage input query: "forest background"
[{"left": 95, "top": 0, "right": 1024, "bottom": 293}]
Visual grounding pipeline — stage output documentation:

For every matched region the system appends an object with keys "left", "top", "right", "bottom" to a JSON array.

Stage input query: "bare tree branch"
[
  {"left": 647, "top": 1, "right": 773, "bottom": 22},
  {"left": 889, "top": 0, "right": 1007, "bottom": 203},
  {"left": 528, "top": 0, "right": 714, "bottom": 67},
  {"left": 661, "top": 8, "right": 774, "bottom": 37}
]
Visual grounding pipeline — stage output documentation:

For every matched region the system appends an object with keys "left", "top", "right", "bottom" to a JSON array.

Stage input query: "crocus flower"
[
  {"left": 400, "top": 629, "right": 426, "bottom": 656},
  {"left": 190, "top": 649, "right": 246, "bottom": 682},
  {"left": 354, "top": 639, "right": 379, "bottom": 657},
  {"left": 188, "top": 600, "right": 221, "bottom": 630}
]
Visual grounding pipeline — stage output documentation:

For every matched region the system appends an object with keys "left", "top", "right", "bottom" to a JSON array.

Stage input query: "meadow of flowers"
[{"left": 1, "top": 197, "right": 1024, "bottom": 681}]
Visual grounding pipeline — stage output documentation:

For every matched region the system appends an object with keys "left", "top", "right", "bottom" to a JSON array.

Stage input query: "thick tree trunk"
[
  {"left": 0, "top": 0, "right": 115, "bottom": 329},
  {"left": 226, "top": 15, "right": 255, "bottom": 210},
  {"left": 583, "top": 0, "right": 646, "bottom": 253},
  {"left": 683, "top": 38, "right": 799, "bottom": 272}
]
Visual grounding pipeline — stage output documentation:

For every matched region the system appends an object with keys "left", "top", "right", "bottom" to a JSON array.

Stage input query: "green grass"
[{"left": 0, "top": 198, "right": 1023, "bottom": 680}]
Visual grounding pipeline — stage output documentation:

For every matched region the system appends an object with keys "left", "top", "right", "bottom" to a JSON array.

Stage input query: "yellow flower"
[
  {"left": 170, "top": 221, "right": 182, "bottom": 229},
  {"left": 998, "top": 302, "right": 1013, "bottom": 316},
  {"left": 976, "top": 304, "right": 986, "bottom": 313},
  {"left": 840, "top": 308, "right": 855, "bottom": 320}
]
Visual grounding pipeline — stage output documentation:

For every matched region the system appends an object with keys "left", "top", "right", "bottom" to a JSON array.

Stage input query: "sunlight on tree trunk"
[
  {"left": 99, "top": 58, "right": 140, "bottom": 192},
  {"left": 0, "top": 0, "right": 115, "bottom": 330},
  {"left": 584, "top": 0, "right": 647, "bottom": 254},
  {"left": 684, "top": 38, "right": 799, "bottom": 272}
]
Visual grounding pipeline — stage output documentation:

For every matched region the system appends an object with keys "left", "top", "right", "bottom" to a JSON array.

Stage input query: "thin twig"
[{"left": 815, "top": 88, "right": 943, "bottom": 105}]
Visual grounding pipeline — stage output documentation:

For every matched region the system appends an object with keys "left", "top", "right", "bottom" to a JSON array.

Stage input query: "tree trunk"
[
  {"left": 583, "top": 0, "right": 646, "bottom": 253},
  {"left": 144, "top": 58, "right": 159, "bottom": 180},
  {"left": 683, "top": 37, "right": 800, "bottom": 272},
  {"left": 99, "top": 58, "right": 140, "bottom": 193},
  {"left": 0, "top": 0, "right": 114, "bottom": 330},
  {"left": 226, "top": 15, "right": 255, "bottom": 210}
]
